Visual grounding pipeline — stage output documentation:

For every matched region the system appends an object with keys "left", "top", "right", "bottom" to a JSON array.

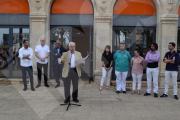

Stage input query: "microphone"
[{"left": 69, "top": 49, "right": 73, "bottom": 66}]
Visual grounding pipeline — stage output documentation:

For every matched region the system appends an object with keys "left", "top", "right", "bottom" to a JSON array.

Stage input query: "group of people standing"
[
  {"left": 100, "top": 42, "right": 179, "bottom": 100},
  {"left": 18, "top": 38, "right": 67, "bottom": 91},
  {"left": 18, "top": 38, "right": 84, "bottom": 103}
]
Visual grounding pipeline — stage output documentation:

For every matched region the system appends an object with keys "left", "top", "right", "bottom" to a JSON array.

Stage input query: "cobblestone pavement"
[{"left": 0, "top": 78, "right": 180, "bottom": 120}]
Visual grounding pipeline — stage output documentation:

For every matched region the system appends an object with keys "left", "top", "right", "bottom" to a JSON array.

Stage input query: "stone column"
[
  {"left": 92, "top": 0, "right": 116, "bottom": 76},
  {"left": 159, "top": 14, "right": 179, "bottom": 87},
  {"left": 94, "top": 14, "right": 113, "bottom": 75},
  {"left": 158, "top": 0, "right": 179, "bottom": 88},
  {"left": 29, "top": 12, "right": 47, "bottom": 73}
]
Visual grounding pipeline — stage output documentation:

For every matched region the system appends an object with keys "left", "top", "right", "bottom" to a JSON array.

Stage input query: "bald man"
[{"left": 35, "top": 38, "right": 50, "bottom": 88}]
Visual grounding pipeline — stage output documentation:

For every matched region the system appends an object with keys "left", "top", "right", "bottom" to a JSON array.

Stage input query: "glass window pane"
[
  {"left": 114, "top": 29, "right": 132, "bottom": 54},
  {"left": 0, "top": 28, "right": 9, "bottom": 77},
  {"left": 113, "top": 29, "right": 132, "bottom": 80},
  {"left": 52, "top": 28, "right": 70, "bottom": 50},
  {"left": 135, "top": 30, "right": 154, "bottom": 80},
  {"left": 13, "top": 28, "right": 29, "bottom": 77}
]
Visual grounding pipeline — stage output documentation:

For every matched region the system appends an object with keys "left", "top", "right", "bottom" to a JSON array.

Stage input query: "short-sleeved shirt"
[
  {"left": 113, "top": 50, "right": 131, "bottom": 72},
  {"left": 35, "top": 44, "right": 50, "bottom": 64},
  {"left": 163, "top": 51, "right": 179, "bottom": 71},
  {"left": 101, "top": 54, "right": 113, "bottom": 68}
]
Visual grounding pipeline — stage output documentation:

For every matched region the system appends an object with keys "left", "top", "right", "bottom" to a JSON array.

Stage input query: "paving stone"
[{"left": 0, "top": 79, "right": 180, "bottom": 120}]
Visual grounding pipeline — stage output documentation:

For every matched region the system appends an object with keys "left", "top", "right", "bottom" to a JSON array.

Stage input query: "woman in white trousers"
[
  {"left": 130, "top": 50, "right": 145, "bottom": 95},
  {"left": 100, "top": 45, "right": 113, "bottom": 91}
]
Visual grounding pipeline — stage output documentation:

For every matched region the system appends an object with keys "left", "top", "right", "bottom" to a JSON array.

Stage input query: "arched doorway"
[
  {"left": 112, "top": 0, "right": 157, "bottom": 81},
  {"left": 0, "top": 0, "right": 30, "bottom": 78},
  {"left": 50, "top": 0, "right": 94, "bottom": 80}
]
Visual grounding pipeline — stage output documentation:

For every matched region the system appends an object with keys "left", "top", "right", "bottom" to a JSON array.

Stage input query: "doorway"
[
  {"left": 50, "top": 26, "right": 93, "bottom": 80},
  {"left": 112, "top": 27, "right": 156, "bottom": 81}
]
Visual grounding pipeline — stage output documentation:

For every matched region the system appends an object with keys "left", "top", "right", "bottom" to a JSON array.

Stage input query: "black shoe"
[
  {"left": 36, "top": 84, "right": 41, "bottom": 88},
  {"left": 31, "top": 87, "right": 35, "bottom": 91},
  {"left": 73, "top": 99, "right": 79, "bottom": 103},
  {"left": 174, "top": 95, "right": 179, "bottom": 100},
  {"left": 23, "top": 88, "right": 27, "bottom": 91},
  {"left": 55, "top": 84, "right": 60, "bottom": 88},
  {"left": 154, "top": 93, "right": 158, "bottom": 98},
  {"left": 116, "top": 91, "right": 120, "bottom": 94},
  {"left": 64, "top": 99, "right": 70, "bottom": 103},
  {"left": 123, "top": 91, "right": 126, "bottom": 94},
  {"left": 45, "top": 84, "right": 49, "bottom": 87},
  {"left": 160, "top": 94, "right": 168, "bottom": 98},
  {"left": 144, "top": 93, "right": 151, "bottom": 96}
]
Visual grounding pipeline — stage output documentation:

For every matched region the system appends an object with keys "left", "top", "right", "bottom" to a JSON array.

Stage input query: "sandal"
[
  {"left": 131, "top": 91, "right": 135, "bottom": 95},
  {"left": 138, "top": 90, "right": 141, "bottom": 95},
  {"left": 106, "top": 86, "right": 109, "bottom": 90},
  {"left": 99, "top": 87, "right": 102, "bottom": 91}
]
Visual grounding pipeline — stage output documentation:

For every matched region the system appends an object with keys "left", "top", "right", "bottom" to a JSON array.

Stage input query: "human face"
[
  {"left": 150, "top": 44, "right": 155, "bottom": 51},
  {"left": 23, "top": 41, "right": 29, "bottom": 48},
  {"left": 69, "top": 43, "right": 76, "bottom": 53},
  {"left": 56, "top": 41, "right": 61, "bottom": 48},
  {"left": 105, "top": 47, "right": 110, "bottom": 53},
  {"left": 119, "top": 44, "right": 125, "bottom": 51},
  {"left": 168, "top": 44, "right": 174, "bottom": 51},
  {"left": 40, "top": 38, "right": 45, "bottom": 45},
  {"left": 134, "top": 51, "right": 139, "bottom": 57}
]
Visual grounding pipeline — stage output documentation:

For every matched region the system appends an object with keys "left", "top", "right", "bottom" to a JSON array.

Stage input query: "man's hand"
[
  {"left": 41, "top": 58, "right": 45, "bottom": 62},
  {"left": 80, "top": 63, "right": 85, "bottom": 66},
  {"left": 61, "top": 58, "right": 66, "bottom": 63},
  {"left": 23, "top": 54, "right": 30, "bottom": 59}
]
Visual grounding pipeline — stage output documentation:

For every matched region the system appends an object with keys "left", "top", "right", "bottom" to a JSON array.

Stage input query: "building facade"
[{"left": 0, "top": 0, "right": 180, "bottom": 87}]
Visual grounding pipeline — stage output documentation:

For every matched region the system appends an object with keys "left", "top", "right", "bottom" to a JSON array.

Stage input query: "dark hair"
[
  {"left": 103, "top": 45, "right": 112, "bottom": 57},
  {"left": 151, "top": 43, "right": 158, "bottom": 50},
  {"left": 169, "top": 42, "right": 176, "bottom": 48},
  {"left": 119, "top": 43, "right": 125, "bottom": 46},
  {"left": 135, "top": 49, "right": 140, "bottom": 54},
  {"left": 23, "top": 40, "right": 28, "bottom": 43},
  {"left": 138, "top": 46, "right": 142, "bottom": 50}
]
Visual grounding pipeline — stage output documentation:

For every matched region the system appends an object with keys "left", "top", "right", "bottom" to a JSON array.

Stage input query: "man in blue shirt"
[
  {"left": 113, "top": 43, "right": 131, "bottom": 94},
  {"left": 160, "top": 42, "right": 179, "bottom": 100}
]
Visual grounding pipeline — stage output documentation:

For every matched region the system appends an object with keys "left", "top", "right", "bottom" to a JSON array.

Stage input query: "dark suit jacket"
[{"left": 52, "top": 47, "right": 66, "bottom": 66}]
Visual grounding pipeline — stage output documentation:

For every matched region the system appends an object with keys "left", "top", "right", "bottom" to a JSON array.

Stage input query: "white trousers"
[
  {"left": 132, "top": 74, "right": 143, "bottom": 90},
  {"left": 146, "top": 67, "right": 159, "bottom": 94},
  {"left": 115, "top": 71, "right": 128, "bottom": 91},
  {"left": 100, "top": 67, "right": 113, "bottom": 86},
  {"left": 164, "top": 71, "right": 178, "bottom": 95}
]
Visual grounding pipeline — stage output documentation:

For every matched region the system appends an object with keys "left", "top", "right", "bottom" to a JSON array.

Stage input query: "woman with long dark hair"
[{"left": 99, "top": 45, "right": 113, "bottom": 91}]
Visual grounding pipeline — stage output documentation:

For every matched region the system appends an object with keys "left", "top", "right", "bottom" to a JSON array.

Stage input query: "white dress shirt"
[
  {"left": 18, "top": 47, "right": 33, "bottom": 67},
  {"left": 70, "top": 52, "right": 76, "bottom": 68},
  {"left": 35, "top": 44, "right": 50, "bottom": 64}
]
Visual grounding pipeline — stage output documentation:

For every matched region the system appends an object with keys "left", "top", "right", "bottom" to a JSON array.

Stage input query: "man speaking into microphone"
[{"left": 58, "top": 42, "right": 85, "bottom": 103}]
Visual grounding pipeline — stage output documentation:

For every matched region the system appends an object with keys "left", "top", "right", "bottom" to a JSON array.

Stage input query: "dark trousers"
[
  {"left": 21, "top": 66, "right": 34, "bottom": 88},
  {"left": 37, "top": 63, "right": 48, "bottom": 85},
  {"left": 54, "top": 64, "right": 64, "bottom": 84},
  {"left": 64, "top": 68, "right": 79, "bottom": 101}
]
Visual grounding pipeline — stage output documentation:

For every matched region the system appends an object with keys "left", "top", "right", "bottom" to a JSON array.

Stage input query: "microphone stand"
[{"left": 60, "top": 50, "right": 81, "bottom": 111}]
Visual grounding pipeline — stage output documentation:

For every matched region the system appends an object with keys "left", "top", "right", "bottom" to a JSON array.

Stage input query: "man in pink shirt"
[{"left": 144, "top": 43, "right": 160, "bottom": 98}]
